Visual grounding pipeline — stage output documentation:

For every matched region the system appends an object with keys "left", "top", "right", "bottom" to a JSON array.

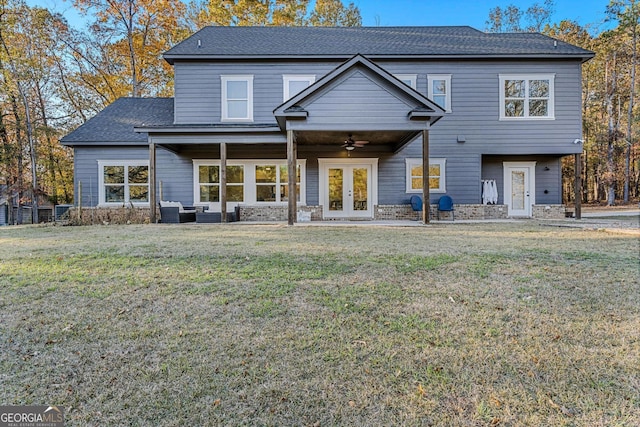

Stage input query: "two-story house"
[{"left": 60, "top": 26, "right": 594, "bottom": 223}]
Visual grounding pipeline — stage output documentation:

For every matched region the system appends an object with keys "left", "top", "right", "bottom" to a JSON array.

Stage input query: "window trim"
[
  {"left": 394, "top": 74, "right": 417, "bottom": 90},
  {"left": 427, "top": 74, "right": 452, "bottom": 113},
  {"left": 499, "top": 73, "right": 555, "bottom": 120},
  {"left": 405, "top": 158, "right": 446, "bottom": 193},
  {"left": 97, "top": 160, "right": 150, "bottom": 207},
  {"left": 221, "top": 75, "right": 254, "bottom": 122},
  {"left": 193, "top": 159, "right": 306, "bottom": 208},
  {"left": 283, "top": 74, "right": 315, "bottom": 101}
]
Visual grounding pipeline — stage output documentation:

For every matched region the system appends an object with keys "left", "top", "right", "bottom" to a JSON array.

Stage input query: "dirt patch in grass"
[{"left": 1, "top": 223, "right": 638, "bottom": 426}]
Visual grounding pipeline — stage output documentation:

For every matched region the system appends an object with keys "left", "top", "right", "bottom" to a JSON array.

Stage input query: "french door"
[
  {"left": 319, "top": 159, "right": 378, "bottom": 219},
  {"left": 503, "top": 162, "right": 536, "bottom": 217}
]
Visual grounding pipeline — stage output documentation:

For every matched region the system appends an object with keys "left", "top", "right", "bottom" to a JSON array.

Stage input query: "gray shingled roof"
[
  {"left": 164, "top": 26, "right": 593, "bottom": 62},
  {"left": 60, "top": 98, "right": 173, "bottom": 145}
]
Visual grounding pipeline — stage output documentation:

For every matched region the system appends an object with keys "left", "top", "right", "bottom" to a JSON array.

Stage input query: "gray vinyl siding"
[
  {"left": 174, "top": 59, "right": 584, "bottom": 157},
  {"left": 174, "top": 61, "right": 338, "bottom": 124},
  {"left": 74, "top": 146, "right": 150, "bottom": 207},
  {"left": 75, "top": 57, "right": 583, "bottom": 207}
]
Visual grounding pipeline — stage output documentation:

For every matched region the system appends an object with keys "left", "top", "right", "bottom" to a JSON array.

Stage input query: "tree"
[
  {"left": 308, "top": 0, "right": 361, "bottom": 27},
  {"left": 0, "top": 1, "right": 76, "bottom": 223},
  {"left": 73, "top": 0, "right": 188, "bottom": 98},
  {"left": 486, "top": 0, "right": 554, "bottom": 32},
  {"left": 194, "top": 0, "right": 360, "bottom": 28},
  {"left": 607, "top": 0, "right": 639, "bottom": 203}
]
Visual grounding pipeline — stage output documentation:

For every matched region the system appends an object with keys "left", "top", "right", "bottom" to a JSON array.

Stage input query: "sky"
[{"left": 28, "top": 0, "right": 614, "bottom": 33}]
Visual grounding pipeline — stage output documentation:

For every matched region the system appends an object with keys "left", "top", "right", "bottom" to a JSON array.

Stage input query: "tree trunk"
[
  {"left": 606, "top": 54, "right": 617, "bottom": 206},
  {"left": 624, "top": 22, "right": 637, "bottom": 203},
  {"left": 36, "top": 84, "right": 58, "bottom": 205},
  {"left": 17, "top": 84, "right": 38, "bottom": 224},
  {"left": 9, "top": 94, "right": 24, "bottom": 224}
]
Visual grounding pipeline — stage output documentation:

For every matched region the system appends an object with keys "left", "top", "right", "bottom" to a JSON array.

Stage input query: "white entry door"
[
  {"left": 319, "top": 159, "right": 378, "bottom": 219},
  {"left": 503, "top": 162, "right": 536, "bottom": 217}
]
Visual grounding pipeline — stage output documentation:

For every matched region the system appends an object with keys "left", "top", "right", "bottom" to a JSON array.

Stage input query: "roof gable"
[{"left": 274, "top": 54, "right": 445, "bottom": 130}]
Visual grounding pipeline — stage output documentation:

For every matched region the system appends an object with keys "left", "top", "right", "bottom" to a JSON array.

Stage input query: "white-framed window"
[
  {"left": 221, "top": 75, "right": 253, "bottom": 121},
  {"left": 193, "top": 159, "right": 306, "bottom": 207},
  {"left": 499, "top": 74, "right": 555, "bottom": 119},
  {"left": 196, "top": 163, "right": 245, "bottom": 203},
  {"left": 98, "top": 160, "right": 149, "bottom": 206},
  {"left": 283, "top": 75, "right": 315, "bottom": 101},
  {"left": 394, "top": 74, "right": 417, "bottom": 90},
  {"left": 405, "top": 158, "right": 446, "bottom": 193},
  {"left": 255, "top": 163, "right": 302, "bottom": 203},
  {"left": 428, "top": 74, "right": 452, "bottom": 112}
]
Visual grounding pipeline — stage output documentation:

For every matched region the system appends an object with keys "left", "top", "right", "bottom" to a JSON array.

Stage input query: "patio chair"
[
  {"left": 409, "top": 195, "right": 422, "bottom": 220},
  {"left": 437, "top": 195, "right": 455, "bottom": 221},
  {"left": 159, "top": 201, "right": 196, "bottom": 223}
]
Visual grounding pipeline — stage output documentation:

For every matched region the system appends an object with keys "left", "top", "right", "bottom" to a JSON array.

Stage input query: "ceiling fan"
[{"left": 341, "top": 134, "right": 369, "bottom": 151}]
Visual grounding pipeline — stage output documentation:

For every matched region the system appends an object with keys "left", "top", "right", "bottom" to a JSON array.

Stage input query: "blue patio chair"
[
  {"left": 409, "top": 195, "right": 422, "bottom": 220},
  {"left": 437, "top": 195, "right": 455, "bottom": 221}
]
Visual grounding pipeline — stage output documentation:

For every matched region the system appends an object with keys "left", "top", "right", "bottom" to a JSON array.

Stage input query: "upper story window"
[
  {"left": 98, "top": 160, "right": 149, "bottom": 206},
  {"left": 405, "top": 158, "right": 446, "bottom": 193},
  {"left": 428, "top": 74, "right": 452, "bottom": 113},
  {"left": 221, "top": 75, "right": 253, "bottom": 121},
  {"left": 283, "top": 75, "right": 315, "bottom": 101},
  {"left": 394, "top": 74, "right": 417, "bottom": 90},
  {"left": 499, "top": 74, "right": 555, "bottom": 119}
]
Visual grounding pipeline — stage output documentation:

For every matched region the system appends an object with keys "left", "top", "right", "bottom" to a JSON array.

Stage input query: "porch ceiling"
[{"left": 294, "top": 129, "right": 419, "bottom": 151}]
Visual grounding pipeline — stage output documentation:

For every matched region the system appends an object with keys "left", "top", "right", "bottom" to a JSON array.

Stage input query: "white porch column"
[
  {"left": 287, "top": 129, "right": 296, "bottom": 225},
  {"left": 422, "top": 129, "right": 430, "bottom": 224},
  {"left": 149, "top": 141, "right": 157, "bottom": 223},
  {"left": 220, "top": 142, "right": 227, "bottom": 222}
]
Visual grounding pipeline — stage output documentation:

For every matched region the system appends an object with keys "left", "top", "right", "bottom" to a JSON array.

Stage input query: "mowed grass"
[{"left": 0, "top": 223, "right": 638, "bottom": 426}]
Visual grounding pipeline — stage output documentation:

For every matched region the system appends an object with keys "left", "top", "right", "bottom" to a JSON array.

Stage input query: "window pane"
[
  {"left": 411, "top": 177, "right": 422, "bottom": 190},
  {"left": 227, "top": 185, "right": 244, "bottom": 202},
  {"left": 432, "top": 80, "right": 446, "bottom": 95},
  {"left": 227, "top": 166, "right": 244, "bottom": 183},
  {"left": 128, "top": 166, "right": 148, "bottom": 184},
  {"left": 200, "top": 185, "right": 219, "bottom": 202},
  {"left": 429, "top": 177, "right": 440, "bottom": 189},
  {"left": 256, "top": 165, "right": 277, "bottom": 183},
  {"left": 129, "top": 185, "right": 148, "bottom": 202},
  {"left": 504, "top": 80, "right": 525, "bottom": 98},
  {"left": 104, "top": 166, "right": 124, "bottom": 184},
  {"left": 227, "top": 80, "right": 247, "bottom": 98},
  {"left": 105, "top": 185, "right": 124, "bottom": 202},
  {"left": 429, "top": 164, "right": 440, "bottom": 177},
  {"left": 505, "top": 100, "right": 524, "bottom": 117},
  {"left": 256, "top": 185, "right": 276, "bottom": 202},
  {"left": 529, "top": 99, "right": 548, "bottom": 116},
  {"left": 199, "top": 166, "right": 219, "bottom": 183},
  {"left": 434, "top": 95, "right": 446, "bottom": 109},
  {"left": 279, "top": 165, "right": 301, "bottom": 182},
  {"left": 411, "top": 165, "right": 423, "bottom": 177},
  {"left": 529, "top": 80, "right": 549, "bottom": 97},
  {"left": 227, "top": 100, "right": 248, "bottom": 118}
]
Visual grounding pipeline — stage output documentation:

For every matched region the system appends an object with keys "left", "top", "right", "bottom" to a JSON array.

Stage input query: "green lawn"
[{"left": 1, "top": 223, "right": 638, "bottom": 426}]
